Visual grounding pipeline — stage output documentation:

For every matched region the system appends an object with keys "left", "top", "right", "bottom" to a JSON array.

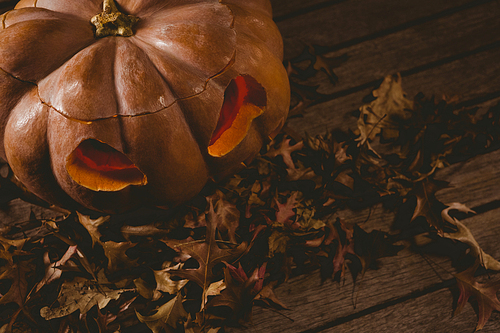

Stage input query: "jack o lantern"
[{"left": 0, "top": 0, "right": 289, "bottom": 212}]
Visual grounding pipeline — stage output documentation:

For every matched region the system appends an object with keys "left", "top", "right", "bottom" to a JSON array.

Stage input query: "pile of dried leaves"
[{"left": 1, "top": 74, "right": 500, "bottom": 333}]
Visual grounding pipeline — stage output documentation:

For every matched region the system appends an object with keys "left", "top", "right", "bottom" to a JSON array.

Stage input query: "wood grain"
[
  {"left": 270, "top": 0, "right": 345, "bottom": 22},
  {"left": 329, "top": 287, "right": 500, "bottom": 333},
  {"left": 287, "top": 46, "right": 500, "bottom": 137},
  {"left": 296, "top": 1, "right": 500, "bottom": 96},
  {"left": 276, "top": 0, "right": 478, "bottom": 59}
]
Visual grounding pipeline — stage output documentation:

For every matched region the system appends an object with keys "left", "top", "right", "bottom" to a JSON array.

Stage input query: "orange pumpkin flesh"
[
  {"left": 208, "top": 75, "right": 266, "bottom": 157},
  {"left": 66, "top": 139, "right": 147, "bottom": 192}
]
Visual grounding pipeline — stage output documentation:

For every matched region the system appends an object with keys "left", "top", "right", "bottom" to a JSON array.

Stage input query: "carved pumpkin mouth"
[
  {"left": 208, "top": 75, "right": 267, "bottom": 157},
  {"left": 66, "top": 139, "right": 147, "bottom": 191}
]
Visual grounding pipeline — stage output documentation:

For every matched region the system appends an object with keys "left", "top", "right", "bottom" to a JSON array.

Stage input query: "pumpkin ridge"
[
  {"left": 36, "top": 49, "right": 238, "bottom": 123},
  {"left": 0, "top": 65, "right": 37, "bottom": 86},
  {"left": 219, "top": 1, "right": 236, "bottom": 29},
  {"left": 1, "top": 11, "right": 6, "bottom": 29}
]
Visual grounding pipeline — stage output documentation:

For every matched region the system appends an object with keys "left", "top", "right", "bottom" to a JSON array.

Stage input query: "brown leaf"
[
  {"left": 211, "top": 192, "right": 240, "bottom": 244},
  {"left": 275, "top": 191, "right": 300, "bottom": 229},
  {"left": 266, "top": 138, "right": 304, "bottom": 171},
  {"left": 0, "top": 262, "right": 31, "bottom": 307},
  {"left": 40, "top": 272, "right": 127, "bottom": 320},
  {"left": 255, "top": 281, "right": 289, "bottom": 310},
  {"left": 96, "top": 296, "right": 137, "bottom": 333},
  {"left": 268, "top": 230, "right": 289, "bottom": 257},
  {"left": 136, "top": 293, "right": 187, "bottom": 333},
  {"left": 102, "top": 241, "right": 139, "bottom": 272},
  {"left": 454, "top": 262, "right": 500, "bottom": 330},
  {"left": 77, "top": 212, "right": 110, "bottom": 247},
  {"left": 169, "top": 201, "right": 247, "bottom": 309},
  {"left": 120, "top": 224, "right": 171, "bottom": 240},
  {"left": 206, "top": 263, "right": 266, "bottom": 322},
  {"left": 154, "top": 264, "right": 188, "bottom": 295},
  {"left": 410, "top": 179, "right": 449, "bottom": 233},
  {"left": 36, "top": 245, "right": 78, "bottom": 292},
  {"left": 442, "top": 203, "right": 500, "bottom": 271},
  {"left": 0, "top": 236, "right": 28, "bottom": 265},
  {"left": 356, "top": 74, "right": 413, "bottom": 152},
  {"left": 331, "top": 220, "right": 356, "bottom": 277}
]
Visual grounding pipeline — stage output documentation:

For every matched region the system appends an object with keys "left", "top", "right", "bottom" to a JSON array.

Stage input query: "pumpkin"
[{"left": 0, "top": 0, "right": 289, "bottom": 212}]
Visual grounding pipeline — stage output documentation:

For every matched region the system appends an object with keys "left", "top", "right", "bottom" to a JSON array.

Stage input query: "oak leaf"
[
  {"left": 0, "top": 235, "right": 27, "bottom": 264},
  {"left": 442, "top": 203, "right": 500, "bottom": 270},
  {"left": 0, "top": 262, "right": 31, "bottom": 307},
  {"left": 275, "top": 191, "right": 300, "bottom": 229},
  {"left": 169, "top": 201, "right": 247, "bottom": 308},
  {"left": 211, "top": 192, "right": 240, "bottom": 243},
  {"left": 40, "top": 272, "right": 126, "bottom": 320},
  {"left": 154, "top": 264, "right": 188, "bottom": 295},
  {"left": 356, "top": 74, "right": 413, "bottom": 151},
  {"left": 77, "top": 212, "right": 110, "bottom": 247},
  {"left": 101, "top": 240, "right": 139, "bottom": 272},
  {"left": 454, "top": 262, "right": 500, "bottom": 330},
  {"left": 266, "top": 138, "right": 304, "bottom": 172}
]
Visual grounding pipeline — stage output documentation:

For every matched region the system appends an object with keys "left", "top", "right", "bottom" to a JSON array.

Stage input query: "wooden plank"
[
  {"left": 287, "top": 45, "right": 500, "bottom": 137},
  {"left": 298, "top": 1, "right": 500, "bottom": 96},
  {"left": 230, "top": 203, "right": 500, "bottom": 333},
  {"left": 276, "top": 0, "right": 478, "bottom": 59},
  {"left": 270, "top": 0, "right": 341, "bottom": 21},
  {"left": 329, "top": 287, "right": 500, "bottom": 332}
]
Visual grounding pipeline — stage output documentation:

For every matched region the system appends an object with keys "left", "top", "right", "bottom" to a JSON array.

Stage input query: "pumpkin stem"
[{"left": 91, "top": 0, "right": 139, "bottom": 38}]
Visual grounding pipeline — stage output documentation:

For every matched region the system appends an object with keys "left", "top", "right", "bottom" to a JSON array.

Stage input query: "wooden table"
[
  {"left": 1, "top": 0, "right": 499, "bottom": 332},
  {"left": 229, "top": 0, "right": 500, "bottom": 332}
]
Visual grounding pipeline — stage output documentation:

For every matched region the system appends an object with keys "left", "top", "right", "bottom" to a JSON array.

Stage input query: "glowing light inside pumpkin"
[
  {"left": 67, "top": 139, "right": 147, "bottom": 191},
  {"left": 208, "top": 75, "right": 266, "bottom": 157}
]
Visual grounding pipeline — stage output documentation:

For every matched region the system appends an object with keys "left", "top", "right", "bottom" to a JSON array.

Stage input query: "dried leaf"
[
  {"left": 356, "top": 74, "right": 413, "bottom": 150},
  {"left": 212, "top": 193, "right": 240, "bottom": 243},
  {"left": 266, "top": 139, "right": 304, "bottom": 171},
  {"left": 443, "top": 203, "right": 500, "bottom": 270},
  {"left": 40, "top": 274, "right": 126, "bottom": 320},
  {"left": 102, "top": 241, "right": 139, "bottom": 272},
  {"left": 206, "top": 263, "right": 266, "bottom": 321},
  {"left": 454, "top": 262, "right": 500, "bottom": 330},
  {"left": 136, "top": 293, "right": 187, "bottom": 333},
  {"left": 154, "top": 264, "right": 188, "bottom": 295},
  {"left": 255, "top": 282, "right": 289, "bottom": 310},
  {"left": 410, "top": 179, "right": 449, "bottom": 233},
  {"left": 275, "top": 192, "right": 299, "bottom": 228},
  {"left": 36, "top": 245, "right": 78, "bottom": 292},
  {"left": 205, "top": 279, "right": 226, "bottom": 305},
  {"left": 169, "top": 201, "right": 247, "bottom": 308},
  {"left": 134, "top": 277, "right": 160, "bottom": 301},
  {"left": 77, "top": 212, "right": 110, "bottom": 247},
  {"left": 0, "top": 262, "right": 31, "bottom": 307},
  {"left": 268, "top": 230, "right": 289, "bottom": 257},
  {"left": 96, "top": 296, "right": 137, "bottom": 332}
]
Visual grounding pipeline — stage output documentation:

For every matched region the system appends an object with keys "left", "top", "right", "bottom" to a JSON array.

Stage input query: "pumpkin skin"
[{"left": 0, "top": 0, "right": 289, "bottom": 213}]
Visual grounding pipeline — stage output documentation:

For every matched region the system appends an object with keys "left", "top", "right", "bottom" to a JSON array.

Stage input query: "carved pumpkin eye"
[
  {"left": 66, "top": 139, "right": 147, "bottom": 191},
  {"left": 208, "top": 75, "right": 266, "bottom": 157}
]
